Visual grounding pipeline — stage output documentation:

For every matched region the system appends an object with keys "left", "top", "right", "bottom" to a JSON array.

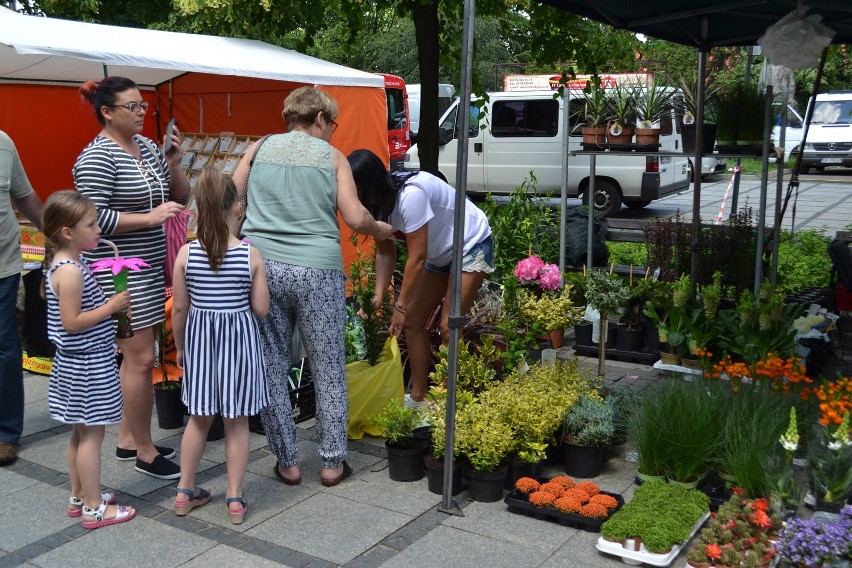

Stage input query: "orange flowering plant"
[
  {"left": 709, "top": 353, "right": 811, "bottom": 392},
  {"left": 802, "top": 375, "right": 852, "bottom": 427}
]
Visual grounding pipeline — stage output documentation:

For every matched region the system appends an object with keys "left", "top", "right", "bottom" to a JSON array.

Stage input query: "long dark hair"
[
  {"left": 347, "top": 149, "right": 417, "bottom": 222},
  {"left": 195, "top": 168, "right": 238, "bottom": 272},
  {"left": 79, "top": 76, "right": 138, "bottom": 126}
]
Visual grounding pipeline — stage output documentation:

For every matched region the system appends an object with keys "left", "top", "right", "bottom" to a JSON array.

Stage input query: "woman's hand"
[
  {"left": 147, "top": 200, "right": 184, "bottom": 226},
  {"left": 374, "top": 221, "right": 393, "bottom": 241},
  {"left": 388, "top": 306, "right": 405, "bottom": 337}
]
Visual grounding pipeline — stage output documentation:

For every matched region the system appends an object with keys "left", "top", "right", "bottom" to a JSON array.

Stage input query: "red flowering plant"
[
  {"left": 519, "top": 477, "right": 619, "bottom": 519},
  {"left": 89, "top": 239, "right": 150, "bottom": 338},
  {"left": 709, "top": 353, "right": 811, "bottom": 393},
  {"left": 691, "top": 493, "right": 780, "bottom": 566},
  {"left": 513, "top": 254, "right": 582, "bottom": 335}
]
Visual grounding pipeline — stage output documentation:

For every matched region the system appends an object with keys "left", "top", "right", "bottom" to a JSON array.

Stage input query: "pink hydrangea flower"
[
  {"left": 538, "top": 264, "right": 562, "bottom": 290},
  {"left": 514, "top": 255, "right": 545, "bottom": 281}
]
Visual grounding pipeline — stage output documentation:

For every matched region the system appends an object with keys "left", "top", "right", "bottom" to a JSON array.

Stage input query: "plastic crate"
[{"left": 288, "top": 359, "right": 315, "bottom": 423}]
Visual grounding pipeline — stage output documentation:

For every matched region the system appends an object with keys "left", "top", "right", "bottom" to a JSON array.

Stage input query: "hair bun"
[{"left": 79, "top": 80, "right": 98, "bottom": 103}]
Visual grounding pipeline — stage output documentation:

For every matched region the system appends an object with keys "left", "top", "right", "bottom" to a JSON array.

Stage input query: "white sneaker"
[{"left": 404, "top": 393, "right": 427, "bottom": 411}]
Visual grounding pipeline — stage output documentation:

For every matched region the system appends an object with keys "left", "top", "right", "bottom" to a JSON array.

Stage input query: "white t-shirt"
[{"left": 390, "top": 172, "right": 491, "bottom": 267}]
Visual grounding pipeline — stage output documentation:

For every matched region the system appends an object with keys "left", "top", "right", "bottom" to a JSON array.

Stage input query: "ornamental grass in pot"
[
  {"left": 656, "top": 379, "right": 722, "bottom": 487},
  {"left": 628, "top": 385, "right": 668, "bottom": 482}
]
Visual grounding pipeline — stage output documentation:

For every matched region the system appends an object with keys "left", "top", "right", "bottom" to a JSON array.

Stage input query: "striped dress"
[
  {"left": 46, "top": 258, "right": 122, "bottom": 425},
  {"left": 182, "top": 241, "right": 268, "bottom": 418},
  {"left": 73, "top": 135, "right": 180, "bottom": 329}
]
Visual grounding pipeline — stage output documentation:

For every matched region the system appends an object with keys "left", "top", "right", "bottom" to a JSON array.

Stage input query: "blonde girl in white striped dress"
[
  {"left": 171, "top": 168, "right": 269, "bottom": 525},
  {"left": 43, "top": 191, "right": 136, "bottom": 530}
]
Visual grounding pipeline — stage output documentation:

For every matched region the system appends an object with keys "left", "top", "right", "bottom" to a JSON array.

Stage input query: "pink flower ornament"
[
  {"left": 89, "top": 257, "right": 151, "bottom": 276},
  {"left": 514, "top": 255, "right": 545, "bottom": 281}
]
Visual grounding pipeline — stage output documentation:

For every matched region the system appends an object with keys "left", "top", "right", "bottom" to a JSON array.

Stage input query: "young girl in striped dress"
[
  {"left": 171, "top": 168, "right": 269, "bottom": 525},
  {"left": 43, "top": 191, "right": 136, "bottom": 529}
]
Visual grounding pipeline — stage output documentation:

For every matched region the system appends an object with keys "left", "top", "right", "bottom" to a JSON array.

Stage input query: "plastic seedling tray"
[
  {"left": 595, "top": 512, "right": 709, "bottom": 566},
  {"left": 504, "top": 478, "right": 624, "bottom": 533}
]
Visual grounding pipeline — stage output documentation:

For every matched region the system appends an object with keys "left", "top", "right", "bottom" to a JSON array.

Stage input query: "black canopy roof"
[{"left": 537, "top": 0, "right": 852, "bottom": 48}]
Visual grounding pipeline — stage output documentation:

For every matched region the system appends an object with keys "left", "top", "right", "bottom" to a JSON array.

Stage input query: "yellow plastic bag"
[{"left": 346, "top": 336, "right": 404, "bottom": 439}]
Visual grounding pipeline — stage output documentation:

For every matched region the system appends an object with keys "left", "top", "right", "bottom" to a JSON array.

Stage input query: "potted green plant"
[
  {"left": 562, "top": 394, "right": 615, "bottom": 478},
  {"left": 606, "top": 82, "right": 635, "bottom": 145},
  {"left": 580, "top": 78, "right": 610, "bottom": 146},
  {"left": 153, "top": 321, "right": 185, "bottom": 430},
  {"left": 421, "top": 387, "right": 466, "bottom": 495},
  {"left": 634, "top": 84, "right": 675, "bottom": 146},
  {"left": 455, "top": 396, "right": 515, "bottom": 502},
  {"left": 371, "top": 398, "right": 428, "bottom": 482},
  {"left": 514, "top": 254, "right": 583, "bottom": 348},
  {"left": 808, "top": 411, "right": 852, "bottom": 512},
  {"left": 585, "top": 270, "right": 631, "bottom": 377},
  {"left": 628, "top": 384, "right": 667, "bottom": 482}
]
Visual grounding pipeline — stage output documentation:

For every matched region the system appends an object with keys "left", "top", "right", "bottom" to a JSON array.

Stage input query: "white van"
[
  {"left": 406, "top": 83, "right": 455, "bottom": 136},
  {"left": 403, "top": 89, "right": 692, "bottom": 217},
  {"left": 800, "top": 91, "right": 852, "bottom": 173}
]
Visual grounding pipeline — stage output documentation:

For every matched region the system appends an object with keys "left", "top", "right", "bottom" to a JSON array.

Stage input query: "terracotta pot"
[
  {"left": 634, "top": 127, "right": 661, "bottom": 145},
  {"left": 607, "top": 128, "right": 634, "bottom": 145},
  {"left": 659, "top": 351, "right": 681, "bottom": 366},
  {"left": 548, "top": 328, "right": 565, "bottom": 349},
  {"left": 686, "top": 561, "right": 711, "bottom": 568},
  {"left": 581, "top": 127, "right": 607, "bottom": 146}
]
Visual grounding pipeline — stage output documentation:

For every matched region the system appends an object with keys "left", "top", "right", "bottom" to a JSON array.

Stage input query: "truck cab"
[{"left": 378, "top": 73, "right": 411, "bottom": 171}]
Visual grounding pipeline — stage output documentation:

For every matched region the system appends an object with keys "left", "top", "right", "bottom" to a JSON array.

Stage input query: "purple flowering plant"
[{"left": 775, "top": 505, "right": 852, "bottom": 566}]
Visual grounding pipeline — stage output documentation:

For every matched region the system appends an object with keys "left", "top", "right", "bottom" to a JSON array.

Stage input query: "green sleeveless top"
[{"left": 242, "top": 131, "right": 342, "bottom": 271}]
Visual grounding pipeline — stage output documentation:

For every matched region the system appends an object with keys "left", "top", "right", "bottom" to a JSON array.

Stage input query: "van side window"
[{"left": 491, "top": 99, "right": 559, "bottom": 138}]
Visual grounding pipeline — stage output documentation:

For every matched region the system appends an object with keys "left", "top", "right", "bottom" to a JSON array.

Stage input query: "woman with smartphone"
[{"left": 73, "top": 76, "right": 189, "bottom": 480}]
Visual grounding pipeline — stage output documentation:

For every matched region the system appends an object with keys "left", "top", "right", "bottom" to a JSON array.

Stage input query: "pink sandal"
[
  {"left": 226, "top": 497, "right": 247, "bottom": 525},
  {"left": 174, "top": 487, "right": 211, "bottom": 516},
  {"left": 81, "top": 501, "right": 136, "bottom": 529},
  {"left": 68, "top": 490, "right": 116, "bottom": 517}
]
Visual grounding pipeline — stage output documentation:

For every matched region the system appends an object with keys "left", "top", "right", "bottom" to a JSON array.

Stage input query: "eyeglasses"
[
  {"left": 329, "top": 118, "right": 339, "bottom": 133},
  {"left": 109, "top": 101, "right": 149, "bottom": 113}
]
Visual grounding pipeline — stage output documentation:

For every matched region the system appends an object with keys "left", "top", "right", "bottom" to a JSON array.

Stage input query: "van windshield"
[{"left": 812, "top": 100, "right": 852, "bottom": 124}]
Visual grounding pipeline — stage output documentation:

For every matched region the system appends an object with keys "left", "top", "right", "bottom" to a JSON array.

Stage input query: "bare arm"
[
  {"left": 53, "top": 264, "right": 130, "bottom": 334},
  {"left": 333, "top": 149, "right": 392, "bottom": 240},
  {"left": 170, "top": 245, "right": 190, "bottom": 368},
  {"left": 13, "top": 192, "right": 43, "bottom": 231},
  {"left": 371, "top": 238, "right": 397, "bottom": 308},
  {"left": 231, "top": 141, "right": 255, "bottom": 204},
  {"left": 387, "top": 225, "right": 428, "bottom": 337},
  {"left": 249, "top": 246, "right": 270, "bottom": 318}
]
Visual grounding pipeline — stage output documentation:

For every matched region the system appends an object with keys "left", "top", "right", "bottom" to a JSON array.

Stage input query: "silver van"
[{"left": 404, "top": 89, "right": 692, "bottom": 217}]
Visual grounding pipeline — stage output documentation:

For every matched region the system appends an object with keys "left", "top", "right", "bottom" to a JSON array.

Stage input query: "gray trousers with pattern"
[{"left": 257, "top": 260, "right": 348, "bottom": 469}]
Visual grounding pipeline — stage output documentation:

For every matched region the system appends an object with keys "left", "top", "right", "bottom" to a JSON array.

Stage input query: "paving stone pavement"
[{"left": 5, "top": 336, "right": 843, "bottom": 568}]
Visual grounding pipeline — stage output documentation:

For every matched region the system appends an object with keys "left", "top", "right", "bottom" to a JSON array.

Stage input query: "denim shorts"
[{"left": 425, "top": 234, "right": 495, "bottom": 274}]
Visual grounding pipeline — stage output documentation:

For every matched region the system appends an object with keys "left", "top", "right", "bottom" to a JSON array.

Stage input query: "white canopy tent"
[{"left": 0, "top": 8, "right": 383, "bottom": 88}]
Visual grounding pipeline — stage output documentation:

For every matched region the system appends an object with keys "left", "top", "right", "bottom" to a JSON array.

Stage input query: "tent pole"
[
  {"left": 439, "top": 0, "right": 475, "bottom": 517},
  {"left": 754, "top": 85, "right": 773, "bottom": 297},
  {"left": 771, "top": 85, "right": 789, "bottom": 286},
  {"left": 690, "top": 46, "right": 707, "bottom": 295},
  {"left": 559, "top": 80, "right": 571, "bottom": 277},
  {"left": 731, "top": 47, "right": 755, "bottom": 217}
]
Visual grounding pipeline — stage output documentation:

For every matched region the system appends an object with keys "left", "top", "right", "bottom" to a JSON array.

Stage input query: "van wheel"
[
  {"left": 581, "top": 180, "right": 622, "bottom": 217},
  {"left": 625, "top": 200, "right": 651, "bottom": 209}
]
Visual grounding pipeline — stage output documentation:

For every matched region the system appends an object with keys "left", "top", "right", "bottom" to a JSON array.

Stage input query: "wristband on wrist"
[{"left": 394, "top": 302, "right": 407, "bottom": 315}]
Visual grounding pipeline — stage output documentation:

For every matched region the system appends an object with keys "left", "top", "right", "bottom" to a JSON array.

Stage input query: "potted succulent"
[
  {"left": 371, "top": 398, "right": 428, "bottom": 482},
  {"left": 606, "top": 82, "right": 635, "bottom": 145},
  {"left": 634, "top": 84, "right": 675, "bottom": 146},
  {"left": 685, "top": 541, "right": 711, "bottom": 568},
  {"left": 562, "top": 394, "right": 615, "bottom": 478},
  {"left": 580, "top": 78, "right": 610, "bottom": 146},
  {"left": 675, "top": 71, "right": 721, "bottom": 154}
]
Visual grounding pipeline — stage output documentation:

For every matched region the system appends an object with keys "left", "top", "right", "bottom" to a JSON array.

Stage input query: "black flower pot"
[
  {"left": 542, "top": 440, "right": 564, "bottom": 466},
  {"left": 385, "top": 440, "right": 428, "bottom": 482},
  {"left": 154, "top": 382, "right": 186, "bottom": 430},
  {"left": 604, "top": 323, "right": 617, "bottom": 350},
  {"left": 643, "top": 322, "right": 661, "bottom": 353},
  {"left": 563, "top": 442, "right": 603, "bottom": 478},
  {"left": 504, "top": 456, "right": 543, "bottom": 489},
  {"left": 424, "top": 455, "right": 462, "bottom": 495},
  {"left": 464, "top": 464, "right": 509, "bottom": 502},
  {"left": 615, "top": 325, "right": 642, "bottom": 352},
  {"left": 574, "top": 322, "right": 593, "bottom": 347}
]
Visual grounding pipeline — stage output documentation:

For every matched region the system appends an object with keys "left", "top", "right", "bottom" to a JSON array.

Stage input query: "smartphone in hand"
[{"left": 164, "top": 118, "right": 176, "bottom": 154}]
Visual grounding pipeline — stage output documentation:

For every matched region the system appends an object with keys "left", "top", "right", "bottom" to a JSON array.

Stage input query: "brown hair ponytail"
[{"left": 195, "top": 168, "right": 238, "bottom": 271}]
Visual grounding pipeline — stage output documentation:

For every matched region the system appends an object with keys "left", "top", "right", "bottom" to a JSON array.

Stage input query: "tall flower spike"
[
  {"left": 828, "top": 411, "right": 851, "bottom": 450},
  {"left": 779, "top": 406, "right": 799, "bottom": 453}
]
